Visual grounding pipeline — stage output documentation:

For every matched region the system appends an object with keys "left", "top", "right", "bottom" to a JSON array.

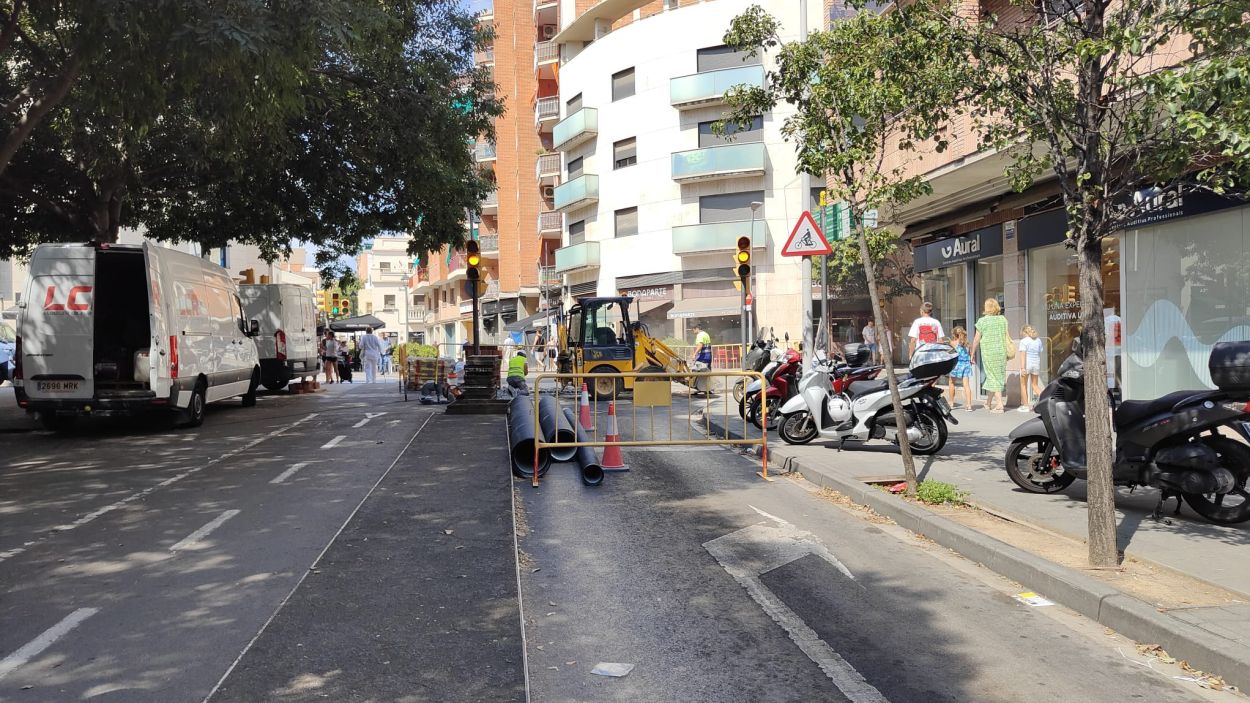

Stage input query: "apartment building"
[
  {"left": 865, "top": 0, "right": 1250, "bottom": 402},
  {"left": 359, "top": 235, "right": 420, "bottom": 344},
  {"left": 545, "top": 0, "right": 821, "bottom": 346}
]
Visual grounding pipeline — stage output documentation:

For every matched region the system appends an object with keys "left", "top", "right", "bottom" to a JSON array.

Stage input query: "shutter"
[
  {"left": 696, "top": 45, "right": 760, "bottom": 72},
  {"left": 611, "top": 68, "right": 635, "bottom": 101},
  {"left": 614, "top": 207, "right": 638, "bottom": 237},
  {"left": 566, "top": 93, "right": 583, "bottom": 113},
  {"left": 613, "top": 137, "right": 637, "bottom": 168},
  {"left": 697, "top": 116, "right": 762, "bottom": 147},
  {"left": 698, "top": 191, "right": 766, "bottom": 223},
  {"left": 568, "top": 156, "right": 584, "bottom": 179}
]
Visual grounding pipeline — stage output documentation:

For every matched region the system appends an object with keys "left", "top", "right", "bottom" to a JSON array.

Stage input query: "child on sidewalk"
[
  {"left": 1018, "top": 325, "right": 1044, "bottom": 411},
  {"left": 948, "top": 326, "right": 975, "bottom": 411}
]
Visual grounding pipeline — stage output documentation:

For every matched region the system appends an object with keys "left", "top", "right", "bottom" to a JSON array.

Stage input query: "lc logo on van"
[{"left": 43, "top": 285, "right": 93, "bottom": 313}]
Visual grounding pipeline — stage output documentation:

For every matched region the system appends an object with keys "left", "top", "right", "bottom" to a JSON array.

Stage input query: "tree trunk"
[
  {"left": 0, "top": 53, "right": 82, "bottom": 178},
  {"left": 1076, "top": 229, "right": 1118, "bottom": 567},
  {"left": 858, "top": 222, "right": 918, "bottom": 492}
]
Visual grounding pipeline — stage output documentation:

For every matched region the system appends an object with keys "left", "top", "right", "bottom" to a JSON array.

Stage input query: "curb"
[{"left": 699, "top": 412, "right": 1250, "bottom": 689}]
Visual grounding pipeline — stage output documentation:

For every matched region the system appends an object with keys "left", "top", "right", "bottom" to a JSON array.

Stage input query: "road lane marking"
[
  {"left": 704, "top": 513, "right": 885, "bottom": 703},
  {"left": 320, "top": 435, "right": 346, "bottom": 449},
  {"left": 0, "top": 414, "right": 320, "bottom": 566},
  {"left": 170, "top": 510, "right": 241, "bottom": 552},
  {"left": 0, "top": 608, "right": 99, "bottom": 682},
  {"left": 202, "top": 411, "right": 437, "bottom": 703},
  {"left": 270, "top": 462, "right": 309, "bottom": 485},
  {"left": 351, "top": 412, "right": 388, "bottom": 429}
]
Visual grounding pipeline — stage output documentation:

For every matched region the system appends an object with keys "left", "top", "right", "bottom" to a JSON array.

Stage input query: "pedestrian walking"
[
  {"left": 379, "top": 336, "right": 392, "bottom": 375},
  {"left": 947, "top": 326, "right": 975, "bottom": 411},
  {"left": 970, "top": 298, "right": 1010, "bottom": 413},
  {"left": 907, "top": 302, "right": 945, "bottom": 358},
  {"left": 861, "top": 320, "right": 879, "bottom": 364},
  {"left": 321, "top": 330, "right": 340, "bottom": 383},
  {"left": 533, "top": 330, "right": 548, "bottom": 372},
  {"left": 1018, "top": 325, "right": 1044, "bottom": 411},
  {"left": 359, "top": 327, "right": 383, "bottom": 383},
  {"left": 502, "top": 334, "right": 516, "bottom": 360},
  {"left": 506, "top": 350, "right": 529, "bottom": 393}
]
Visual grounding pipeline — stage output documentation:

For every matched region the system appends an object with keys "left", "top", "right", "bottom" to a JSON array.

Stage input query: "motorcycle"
[
  {"left": 745, "top": 344, "right": 881, "bottom": 430},
  {"left": 734, "top": 330, "right": 777, "bottom": 405},
  {"left": 776, "top": 343, "right": 959, "bottom": 454},
  {"left": 1004, "top": 340, "right": 1250, "bottom": 525}
]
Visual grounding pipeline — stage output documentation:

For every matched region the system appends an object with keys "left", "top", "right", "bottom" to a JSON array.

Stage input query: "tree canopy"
[{"left": 0, "top": 0, "right": 500, "bottom": 275}]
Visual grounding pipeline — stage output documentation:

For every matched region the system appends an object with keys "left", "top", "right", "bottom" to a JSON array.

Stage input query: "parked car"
[
  {"left": 239, "top": 283, "right": 320, "bottom": 391},
  {"left": 14, "top": 241, "right": 261, "bottom": 430}
]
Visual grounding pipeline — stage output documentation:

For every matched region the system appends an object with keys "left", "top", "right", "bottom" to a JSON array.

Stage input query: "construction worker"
[{"left": 507, "top": 350, "right": 529, "bottom": 393}]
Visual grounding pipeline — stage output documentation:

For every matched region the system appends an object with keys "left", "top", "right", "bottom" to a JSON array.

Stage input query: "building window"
[
  {"left": 379, "top": 261, "right": 391, "bottom": 272},
  {"left": 613, "top": 137, "right": 637, "bottom": 169},
  {"left": 566, "top": 92, "right": 583, "bottom": 113},
  {"left": 611, "top": 68, "right": 635, "bottom": 101},
  {"left": 698, "top": 191, "right": 765, "bottom": 223},
  {"left": 568, "top": 156, "right": 584, "bottom": 180},
  {"left": 698, "top": 116, "right": 762, "bottom": 147},
  {"left": 568, "top": 219, "right": 586, "bottom": 245},
  {"left": 614, "top": 207, "right": 638, "bottom": 237},
  {"left": 384, "top": 294, "right": 396, "bottom": 309},
  {"left": 696, "top": 44, "right": 761, "bottom": 72}
]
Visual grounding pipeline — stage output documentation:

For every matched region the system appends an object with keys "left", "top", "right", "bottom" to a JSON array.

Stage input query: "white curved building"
[{"left": 550, "top": 0, "right": 820, "bottom": 347}]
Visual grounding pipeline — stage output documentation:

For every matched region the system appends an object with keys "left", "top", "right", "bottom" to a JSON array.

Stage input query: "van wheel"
[
  {"left": 242, "top": 370, "right": 260, "bottom": 407},
  {"left": 40, "top": 413, "right": 77, "bottom": 432},
  {"left": 179, "top": 382, "right": 207, "bottom": 428},
  {"left": 262, "top": 380, "right": 288, "bottom": 392}
]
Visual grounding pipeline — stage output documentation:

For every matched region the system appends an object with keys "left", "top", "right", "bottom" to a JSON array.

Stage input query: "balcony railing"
[
  {"left": 537, "top": 210, "right": 562, "bottom": 233},
  {"left": 671, "top": 142, "right": 766, "bottom": 183},
  {"left": 479, "top": 234, "right": 499, "bottom": 253},
  {"left": 475, "top": 47, "right": 494, "bottom": 64},
  {"left": 536, "top": 152, "right": 561, "bottom": 181},
  {"left": 553, "top": 107, "right": 597, "bottom": 151},
  {"left": 409, "top": 306, "right": 428, "bottom": 321},
  {"left": 475, "top": 141, "right": 497, "bottom": 161},
  {"left": 553, "top": 174, "right": 598, "bottom": 212},
  {"left": 535, "top": 96, "right": 560, "bottom": 126},
  {"left": 555, "top": 241, "right": 600, "bottom": 273},
  {"left": 534, "top": 41, "right": 559, "bottom": 67},
  {"left": 413, "top": 266, "right": 430, "bottom": 284},
  {"left": 669, "top": 65, "right": 766, "bottom": 109},
  {"left": 538, "top": 265, "right": 561, "bottom": 287},
  {"left": 448, "top": 252, "right": 468, "bottom": 278},
  {"left": 672, "top": 219, "right": 768, "bottom": 255},
  {"left": 481, "top": 189, "right": 498, "bottom": 213}
]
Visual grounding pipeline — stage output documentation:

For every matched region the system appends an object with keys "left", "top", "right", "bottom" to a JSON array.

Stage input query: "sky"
[{"left": 465, "top": 0, "right": 491, "bottom": 13}]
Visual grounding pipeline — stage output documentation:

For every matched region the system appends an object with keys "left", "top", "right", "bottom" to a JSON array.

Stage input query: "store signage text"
[
  {"left": 914, "top": 225, "right": 1003, "bottom": 272},
  {"left": 623, "top": 286, "right": 673, "bottom": 302},
  {"left": 1115, "top": 184, "right": 1245, "bottom": 229}
]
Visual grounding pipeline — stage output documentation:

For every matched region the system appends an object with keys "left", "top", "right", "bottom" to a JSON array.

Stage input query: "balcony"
[
  {"left": 537, "top": 210, "right": 562, "bottom": 235},
  {"left": 536, "top": 152, "right": 561, "bottom": 184},
  {"left": 671, "top": 142, "right": 766, "bottom": 183},
  {"left": 479, "top": 233, "right": 499, "bottom": 254},
  {"left": 538, "top": 265, "right": 561, "bottom": 288},
  {"left": 448, "top": 252, "right": 468, "bottom": 281},
  {"left": 552, "top": 107, "right": 597, "bottom": 152},
  {"left": 475, "top": 47, "right": 494, "bottom": 65},
  {"left": 553, "top": 174, "right": 598, "bottom": 212},
  {"left": 669, "top": 65, "right": 766, "bottom": 109},
  {"left": 481, "top": 189, "right": 498, "bottom": 215},
  {"left": 533, "top": 0, "right": 557, "bottom": 24},
  {"left": 535, "top": 96, "right": 560, "bottom": 130},
  {"left": 535, "top": 40, "right": 559, "bottom": 78},
  {"left": 475, "top": 141, "right": 497, "bottom": 162},
  {"left": 477, "top": 7, "right": 493, "bottom": 22},
  {"left": 672, "top": 220, "right": 769, "bottom": 256},
  {"left": 555, "top": 241, "right": 600, "bottom": 273},
  {"left": 409, "top": 306, "right": 428, "bottom": 321}
]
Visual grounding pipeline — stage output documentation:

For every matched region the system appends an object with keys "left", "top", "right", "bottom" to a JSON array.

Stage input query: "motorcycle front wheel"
[
  {"left": 1004, "top": 436, "right": 1075, "bottom": 494},
  {"left": 778, "top": 411, "right": 818, "bottom": 445},
  {"left": 746, "top": 395, "right": 782, "bottom": 431},
  {"left": 1183, "top": 436, "right": 1250, "bottom": 524},
  {"left": 907, "top": 407, "right": 948, "bottom": 455},
  {"left": 733, "top": 379, "right": 746, "bottom": 405}
]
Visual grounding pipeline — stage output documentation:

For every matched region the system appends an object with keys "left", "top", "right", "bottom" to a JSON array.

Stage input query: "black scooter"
[{"left": 1004, "top": 340, "right": 1250, "bottom": 525}]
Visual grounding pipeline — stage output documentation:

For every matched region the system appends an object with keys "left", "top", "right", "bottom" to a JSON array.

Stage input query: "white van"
[
  {"left": 239, "top": 283, "right": 319, "bottom": 391},
  {"left": 14, "top": 242, "right": 261, "bottom": 429}
]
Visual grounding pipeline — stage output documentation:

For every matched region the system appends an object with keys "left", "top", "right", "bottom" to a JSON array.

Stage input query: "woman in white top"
[
  {"left": 322, "top": 331, "right": 340, "bottom": 384},
  {"left": 1017, "top": 325, "right": 1044, "bottom": 411}
]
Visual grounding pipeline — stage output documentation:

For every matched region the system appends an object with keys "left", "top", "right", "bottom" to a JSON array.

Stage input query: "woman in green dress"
[{"left": 970, "top": 298, "right": 1009, "bottom": 413}]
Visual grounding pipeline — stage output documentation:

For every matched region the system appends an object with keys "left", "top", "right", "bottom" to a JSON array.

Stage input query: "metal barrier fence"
[{"left": 528, "top": 371, "right": 769, "bottom": 488}]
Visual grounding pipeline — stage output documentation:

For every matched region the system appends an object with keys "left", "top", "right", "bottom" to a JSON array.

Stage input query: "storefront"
[
  {"left": 667, "top": 279, "right": 743, "bottom": 346},
  {"left": 913, "top": 223, "right": 1004, "bottom": 349},
  {"left": 617, "top": 283, "right": 675, "bottom": 340}
]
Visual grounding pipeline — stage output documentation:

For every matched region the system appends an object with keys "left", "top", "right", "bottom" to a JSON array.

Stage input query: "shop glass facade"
[
  {"left": 1026, "top": 238, "right": 1122, "bottom": 386},
  {"left": 919, "top": 265, "right": 968, "bottom": 335},
  {"left": 1122, "top": 207, "right": 1250, "bottom": 399}
]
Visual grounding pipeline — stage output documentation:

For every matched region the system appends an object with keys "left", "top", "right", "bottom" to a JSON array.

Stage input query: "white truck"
[
  {"left": 14, "top": 242, "right": 261, "bottom": 430},
  {"left": 239, "top": 283, "right": 320, "bottom": 391}
]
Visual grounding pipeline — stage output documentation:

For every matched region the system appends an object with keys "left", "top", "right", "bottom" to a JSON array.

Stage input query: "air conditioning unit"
[
  {"left": 541, "top": 185, "right": 556, "bottom": 200},
  {"left": 541, "top": 25, "right": 557, "bottom": 40}
]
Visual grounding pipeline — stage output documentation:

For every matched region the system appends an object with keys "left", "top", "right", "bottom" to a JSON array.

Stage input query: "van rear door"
[
  {"left": 144, "top": 242, "right": 172, "bottom": 399},
  {"left": 21, "top": 245, "right": 95, "bottom": 400}
]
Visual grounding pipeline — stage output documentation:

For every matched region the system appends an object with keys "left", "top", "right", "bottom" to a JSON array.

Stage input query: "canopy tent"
[{"left": 329, "top": 314, "right": 387, "bottom": 332}]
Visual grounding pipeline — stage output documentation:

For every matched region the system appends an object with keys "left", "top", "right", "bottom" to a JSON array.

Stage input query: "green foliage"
[
  {"left": 818, "top": 228, "right": 919, "bottom": 305},
  {"left": 393, "top": 342, "right": 438, "bottom": 361},
  {"left": 915, "top": 480, "right": 968, "bottom": 506}
]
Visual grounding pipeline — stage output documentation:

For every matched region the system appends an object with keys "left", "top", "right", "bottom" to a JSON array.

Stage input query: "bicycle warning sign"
[{"left": 780, "top": 211, "right": 832, "bottom": 257}]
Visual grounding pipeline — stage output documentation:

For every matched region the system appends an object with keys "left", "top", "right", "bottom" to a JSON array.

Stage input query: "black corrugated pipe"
[
  {"left": 538, "top": 396, "right": 578, "bottom": 462},
  {"left": 563, "top": 407, "right": 604, "bottom": 486},
  {"left": 510, "top": 395, "right": 551, "bottom": 479}
]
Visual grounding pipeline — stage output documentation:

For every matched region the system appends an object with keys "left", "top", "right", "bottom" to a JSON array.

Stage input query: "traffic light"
[
  {"left": 341, "top": 298, "right": 351, "bottom": 315},
  {"left": 735, "top": 236, "right": 751, "bottom": 280},
  {"left": 465, "top": 240, "right": 481, "bottom": 282}
]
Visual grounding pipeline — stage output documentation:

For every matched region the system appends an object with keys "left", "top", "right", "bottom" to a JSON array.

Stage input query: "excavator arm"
[{"left": 633, "top": 328, "right": 712, "bottom": 392}]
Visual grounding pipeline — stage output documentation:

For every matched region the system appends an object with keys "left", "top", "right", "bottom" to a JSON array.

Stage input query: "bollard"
[
  {"left": 600, "top": 401, "right": 628, "bottom": 471},
  {"left": 562, "top": 408, "right": 604, "bottom": 486},
  {"left": 538, "top": 396, "right": 578, "bottom": 462},
  {"left": 509, "top": 395, "right": 551, "bottom": 479},
  {"left": 578, "top": 383, "right": 593, "bottom": 430}
]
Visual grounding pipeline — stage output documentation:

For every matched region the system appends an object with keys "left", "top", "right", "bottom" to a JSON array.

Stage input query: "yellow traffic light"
[
  {"left": 735, "top": 236, "right": 751, "bottom": 280},
  {"left": 466, "top": 240, "right": 481, "bottom": 281}
]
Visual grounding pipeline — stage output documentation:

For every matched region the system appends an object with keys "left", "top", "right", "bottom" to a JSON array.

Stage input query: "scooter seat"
[
  {"left": 1114, "top": 390, "right": 1219, "bottom": 431},
  {"left": 848, "top": 379, "right": 889, "bottom": 398}
]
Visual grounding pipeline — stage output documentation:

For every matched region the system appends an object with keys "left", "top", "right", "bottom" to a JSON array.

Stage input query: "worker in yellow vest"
[{"left": 507, "top": 351, "right": 529, "bottom": 393}]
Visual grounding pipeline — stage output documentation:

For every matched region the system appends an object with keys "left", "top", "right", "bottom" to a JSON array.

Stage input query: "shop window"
[
  {"left": 611, "top": 68, "right": 635, "bottom": 101},
  {"left": 613, "top": 137, "right": 637, "bottom": 169},
  {"left": 1027, "top": 239, "right": 1121, "bottom": 387}
]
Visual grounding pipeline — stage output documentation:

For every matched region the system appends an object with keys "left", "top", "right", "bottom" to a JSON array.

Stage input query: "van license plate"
[{"left": 36, "top": 381, "right": 80, "bottom": 392}]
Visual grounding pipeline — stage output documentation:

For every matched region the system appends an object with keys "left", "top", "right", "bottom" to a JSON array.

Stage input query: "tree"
[
  {"left": 956, "top": 0, "right": 1250, "bottom": 565},
  {"left": 0, "top": 0, "right": 500, "bottom": 275},
  {"left": 722, "top": 1, "right": 975, "bottom": 493}
]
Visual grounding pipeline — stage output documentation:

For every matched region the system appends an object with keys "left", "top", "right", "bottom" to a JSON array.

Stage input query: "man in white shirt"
[
  {"left": 358, "top": 327, "right": 384, "bottom": 383},
  {"left": 908, "top": 302, "right": 945, "bottom": 357}
]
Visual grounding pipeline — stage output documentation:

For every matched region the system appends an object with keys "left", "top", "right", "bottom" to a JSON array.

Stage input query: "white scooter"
[{"left": 776, "top": 343, "right": 959, "bottom": 454}]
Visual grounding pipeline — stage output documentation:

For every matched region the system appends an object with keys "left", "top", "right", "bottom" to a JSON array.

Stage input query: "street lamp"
[
  {"left": 401, "top": 273, "right": 410, "bottom": 345},
  {"left": 748, "top": 201, "right": 762, "bottom": 354}
]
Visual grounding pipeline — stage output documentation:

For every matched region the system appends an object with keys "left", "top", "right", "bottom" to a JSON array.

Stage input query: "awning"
[
  {"left": 1, "top": 306, "right": 18, "bottom": 321},
  {"left": 329, "top": 314, "right": 386, "bottom": 332},
  {"left": 667, "top": 296, "right": 743, "bottom": 320},
  {"left": 634, "top": 300, "right": 672, "bottom": 315},
  {"left": 505, "top": 310, "right": 553, "bottom": 332}
]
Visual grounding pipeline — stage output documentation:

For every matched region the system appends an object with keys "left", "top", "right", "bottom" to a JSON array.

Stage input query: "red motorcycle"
[{"left": 747, "top": 347, "right": 882, "bottom": 430}]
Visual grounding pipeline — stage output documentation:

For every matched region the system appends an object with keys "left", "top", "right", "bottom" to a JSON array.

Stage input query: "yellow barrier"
[{"left": 528, "top": 370, "right": 769, "bottom": 488}]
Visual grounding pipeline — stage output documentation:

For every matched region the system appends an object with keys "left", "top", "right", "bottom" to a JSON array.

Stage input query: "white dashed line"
[
  {"left": 351, "top": 412, "right": 388, "bottom": 429},
  {"left": 0, "top": 608, "right": 99, "bottom": 681},
  {"left": 270, "top": 462, "right": 309, "bottom": 485},
  {"left": 320, "top": 435, "right": 346, "bottom": 449},
  {"left": 170, "top": 510, "right": 241, "bottom": 552}
]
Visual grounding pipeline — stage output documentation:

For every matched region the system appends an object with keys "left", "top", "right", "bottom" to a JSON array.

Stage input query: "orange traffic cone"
[
  {"left": 601, "top": 401, "right": 628, "bottom": 472},
  {"left": 579, "top": 383, "right": 593, "bottom": 430}
]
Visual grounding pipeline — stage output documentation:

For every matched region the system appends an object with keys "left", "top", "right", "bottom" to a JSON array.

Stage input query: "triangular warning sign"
[{"left": 780, "top": 211, "right": 832, "bottom": 257}]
